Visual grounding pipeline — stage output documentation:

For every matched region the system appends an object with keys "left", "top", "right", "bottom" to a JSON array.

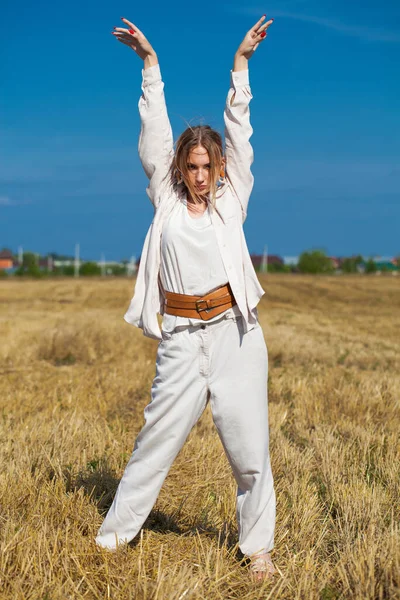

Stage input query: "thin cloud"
[
  {"left": 231, "top": 6, "right": 400, "bottom": 43},
  {"left": 0, "top": 196, "right": 32, "bottom": 206}
]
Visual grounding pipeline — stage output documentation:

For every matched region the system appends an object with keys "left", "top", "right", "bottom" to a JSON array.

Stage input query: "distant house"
[
  {"left": 38, "top": 257, "right": 54, "bottom": 270},
  {"left": 364, "top": 256, "right": 399, "bottom": 272},
  {"left": 283, "top": 256, "right": 299, "bottom": 267},
  {"left": 53, "top": 260, "right": 75, "bottom": 267},
  {"left": 0, "top": 250, "right": 14, "bottom": 270},
  {"left": 329, "top": 257, "right": 340, "bottom": 269},
  {"left": 250, "top": 254, "right": 284, "bottom": 270},
  {"left": 375, "top": 259, "right": 398, "bottom": 272}
]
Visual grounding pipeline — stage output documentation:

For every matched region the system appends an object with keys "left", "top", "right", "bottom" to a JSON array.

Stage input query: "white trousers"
[{"left": 95, "top": 314, "right": 276, "bottom": 556}]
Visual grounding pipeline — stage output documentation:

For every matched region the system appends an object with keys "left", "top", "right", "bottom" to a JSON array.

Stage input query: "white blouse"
[
  {"left": 160, "top": 197, "right": 241, "bottom": 332},
  {"left": 123, "top": 63, "right": 265, "bottom": 341}
]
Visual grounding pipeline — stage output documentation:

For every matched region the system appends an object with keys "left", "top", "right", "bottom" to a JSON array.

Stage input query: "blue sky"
[{"left": 1, "top": 0, "right": 399, "bottom": 260}]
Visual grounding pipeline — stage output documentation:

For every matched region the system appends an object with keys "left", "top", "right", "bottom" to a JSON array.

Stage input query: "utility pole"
[
  {"left": 127, "top": 255, "right": 136, "bottom": 276},
  {"left": 100, "top": 253, "right": 106, "bottom": 276},
  {"left": 261, "top": 245, "right": 268, "bottom": 274},
  {"left": 18, "top": 246, "right": 23, "bottom": 265},
  {"left": 74, "top": 243, "right": 80, "bottom": 278}
]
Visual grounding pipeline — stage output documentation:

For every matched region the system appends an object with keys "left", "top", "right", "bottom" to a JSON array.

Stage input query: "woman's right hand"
[{"left": 112, "top": 18, "right": 157, "bottom": 65}]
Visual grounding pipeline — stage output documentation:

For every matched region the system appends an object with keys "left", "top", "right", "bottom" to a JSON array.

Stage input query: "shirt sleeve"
[
  {"left": 223, "top": 69, "right": 255, "bottom": 222},
  {"left": 138, "top": 63, "right": 174, "bottom": 208}
]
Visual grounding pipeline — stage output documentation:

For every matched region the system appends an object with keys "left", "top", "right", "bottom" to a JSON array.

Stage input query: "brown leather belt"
[{"left": 163, "top": 283, "right": 236, "bottom": 321}]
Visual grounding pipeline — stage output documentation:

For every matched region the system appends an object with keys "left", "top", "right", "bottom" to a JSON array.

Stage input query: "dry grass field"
[{"left": 0, "top": 275, "right": 399, "bottom": 599}]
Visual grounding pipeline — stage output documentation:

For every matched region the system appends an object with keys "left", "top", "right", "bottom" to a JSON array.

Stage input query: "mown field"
[{"left": 0, "top": 275, "right": 399, "bottom": 600}]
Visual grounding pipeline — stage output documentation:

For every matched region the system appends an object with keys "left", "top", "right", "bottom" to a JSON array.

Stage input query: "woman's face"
[{"left": 186, "top": 145, "right": 212, "bottom": 195}]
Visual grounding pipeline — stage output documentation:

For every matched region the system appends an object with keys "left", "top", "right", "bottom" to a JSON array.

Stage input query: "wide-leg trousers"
[{"left": 95, "top": 314, "right": 276, "bottom": 556}]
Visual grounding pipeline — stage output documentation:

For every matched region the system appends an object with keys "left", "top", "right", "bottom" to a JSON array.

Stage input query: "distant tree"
[
  {"left": 22, "top": 251, "right": 38, "bottom": 268},
  {"left": 341, "top": 255, "right": 364, "bottom": 273},
  {"left": 0, "top": 247, "right": 14, "bottom": 256},
  {"left": 365, "top": 258, "right": 377, "bottom": 274},
  {"left": 15, "top": 264, "right": 43, "bottom": 278},
  {"left": 60, "top": 265, "right": 75, "bottom": 276},
  {"left": 298, "top": 250, "right": 335, "bottom": 274},
  {"left": 341, "top": 258, "right": 357, "bottom": 273},
  {"left": 80, "top": 262, "right": 101, "bottom": 276},
  {"left": 108, "top": 264, "right": 127, "bottom": 276},
  {"left": 48, "top": 252, "right": 75, "bottom": 261},
  {"left": 267, "top": 262, "right": 291, "bottom": 273},
  {"left": 14, "top": 251, "right": 43, "bottom": 278}
]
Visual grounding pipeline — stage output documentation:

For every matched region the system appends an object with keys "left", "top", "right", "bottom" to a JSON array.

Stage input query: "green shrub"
[{"left": 298, "top": 250, "right": 335, "bottom": 274}]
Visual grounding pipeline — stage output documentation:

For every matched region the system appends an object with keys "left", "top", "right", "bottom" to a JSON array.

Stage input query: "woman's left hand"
[{"left": 235, "top": 15, "right": 274, "bottom": 59}]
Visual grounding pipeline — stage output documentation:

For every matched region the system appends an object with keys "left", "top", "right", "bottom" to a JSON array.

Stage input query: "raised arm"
[
  {"left": 224, "top": 68, "right": 254, "bottom": 223},
  {"left": 112, "top": 18, "right": 174, "bottom": 208},
  {"left": 224, "top": 15, "right": 274, "bottom": 222},
  {"left": 138, "top": 63, "right": 174, "bottom": 207}
]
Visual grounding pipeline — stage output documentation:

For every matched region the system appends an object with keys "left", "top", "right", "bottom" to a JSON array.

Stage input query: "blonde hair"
[{"left": 167, "top": 125, "right": 224, "bottom": 212}]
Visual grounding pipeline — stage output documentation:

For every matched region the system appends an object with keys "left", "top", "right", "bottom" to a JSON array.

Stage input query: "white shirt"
[
  {"left": 160, "top": 197, "right": 242, "bottom": 332},
  {"left": 124, "top": 63, "right": 265, "bottom": 341}
]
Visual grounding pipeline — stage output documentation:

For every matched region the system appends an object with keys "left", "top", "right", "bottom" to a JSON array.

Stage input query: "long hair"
[{"left": 167, "top": 125, "right": 224, "bottom": 212}]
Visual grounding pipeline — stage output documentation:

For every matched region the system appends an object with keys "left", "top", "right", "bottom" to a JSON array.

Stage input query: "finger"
[
  {"left": 255, "top": 19, "right": 274, "bottom": 34},
  {"left": 250, "top": 35, "right": 265, "bottom": 53},
  {"left": 112, "top": 33, "right": 133, "bottom": 44},
  {"left": 254, "top": 28, "right": 269, "bottom": 41},
  {"left": 120, "top": 17, "right": 142, "bottom": 35},
  {"left": 113, "top": 29, "right": 136, "bottom": 40},
  {"left": 251, "top": 15, "right": 266, "bottom": 32},
  {"left": 112, "top": 31, "right": 133, "bottom": 40},
  {"left": 117, "top": 38, "right": 136, "bottom": 48}
]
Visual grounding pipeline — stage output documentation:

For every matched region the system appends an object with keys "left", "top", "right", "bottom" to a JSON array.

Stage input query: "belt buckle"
[{"left": 195, "top": 299, "right": 209, "bottom": 312}]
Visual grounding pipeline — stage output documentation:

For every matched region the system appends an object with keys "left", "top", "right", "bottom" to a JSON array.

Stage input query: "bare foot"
[{"left": 249, "top": 552, "right": 277, "bottom": 582}]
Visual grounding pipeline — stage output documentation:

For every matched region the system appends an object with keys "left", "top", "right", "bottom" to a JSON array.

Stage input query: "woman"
[{"left": 96, "top": 14, "right": 276, "bottom": 582}]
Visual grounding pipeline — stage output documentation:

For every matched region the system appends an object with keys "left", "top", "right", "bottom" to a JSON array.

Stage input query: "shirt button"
[{"left": 201, "top": 324, "right": 206, "bottom": 329}]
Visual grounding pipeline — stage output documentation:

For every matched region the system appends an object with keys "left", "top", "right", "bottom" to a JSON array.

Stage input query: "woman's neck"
[{"left": 186, "top": 193, "right": 208, "bottom": 216}]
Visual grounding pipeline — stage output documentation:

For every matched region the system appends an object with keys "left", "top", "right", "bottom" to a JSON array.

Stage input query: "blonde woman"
[{"left": 96, "top": 15, "right": 276, "bottom": 582}]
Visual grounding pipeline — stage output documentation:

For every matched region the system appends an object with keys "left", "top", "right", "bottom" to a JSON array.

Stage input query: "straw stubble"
[{"left": 0, "top": 275, "right": 399, "bottom": 599}]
